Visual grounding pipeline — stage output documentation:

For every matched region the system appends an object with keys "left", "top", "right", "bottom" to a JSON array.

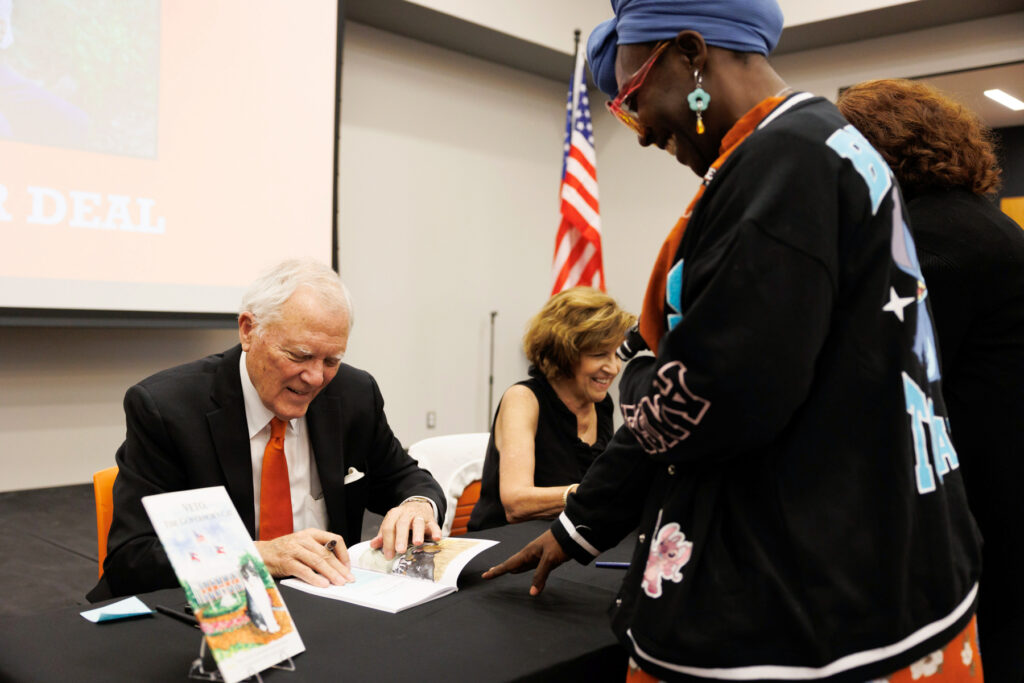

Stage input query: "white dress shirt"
[{"left": 240, "top": 352, "right": 328, "bottom": 537}]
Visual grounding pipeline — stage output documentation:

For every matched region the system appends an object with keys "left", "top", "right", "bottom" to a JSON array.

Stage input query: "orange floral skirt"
[{"left": 626, "top": 616, "right": 983, "bottom": 682}]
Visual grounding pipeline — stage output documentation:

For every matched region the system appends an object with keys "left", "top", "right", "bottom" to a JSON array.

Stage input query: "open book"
[{"left": 282, "top": 537, "right": 496, "bottom": 613}]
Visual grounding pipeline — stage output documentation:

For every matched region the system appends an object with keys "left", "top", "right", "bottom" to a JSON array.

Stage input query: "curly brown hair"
[
  {"left": 523, "top": 287, "right": 635, "bottom": 382},
  {"left": 836, "top": 79, "right": 1001, "bottom": 198}
]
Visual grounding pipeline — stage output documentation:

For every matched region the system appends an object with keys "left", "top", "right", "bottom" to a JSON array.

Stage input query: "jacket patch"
[
  {"left": 825, "top": 124, "right": 892, "bottom": 215},
  {"left": 666, "top": 260, "right": 683, "bottom": 332},
  {"left": 889, "top": 194, "right": 940, "bottom": 382},
  {"left": 622, "top": 361, "right": 710, "bottom": 454},
  {"left": 642, "top": 521, "right": 693, "bottom": 598}
]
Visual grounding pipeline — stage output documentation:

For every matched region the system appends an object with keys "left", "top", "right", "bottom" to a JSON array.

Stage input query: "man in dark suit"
[{"left": 88, "top": 259, "right": 446, "bottom": 601}]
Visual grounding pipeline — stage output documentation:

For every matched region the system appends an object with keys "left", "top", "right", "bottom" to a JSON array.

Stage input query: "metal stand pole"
[{"left": 487, "top": 310, "right": 497, "bottom": 426}]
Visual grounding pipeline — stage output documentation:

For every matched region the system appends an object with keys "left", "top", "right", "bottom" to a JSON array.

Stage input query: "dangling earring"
[{"left": 686, "top": 70, "right": 711, "bottom": 135}]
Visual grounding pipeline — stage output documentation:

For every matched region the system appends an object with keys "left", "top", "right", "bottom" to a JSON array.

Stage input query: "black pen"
[
  {"left": 155, "top": 604, "right": 200, "bottom": 629},
  {"left": 595, "top": 561, "right": 630, "bottom": 569}
]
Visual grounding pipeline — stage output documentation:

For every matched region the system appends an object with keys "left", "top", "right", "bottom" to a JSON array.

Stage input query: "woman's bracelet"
[{"left": 562, "top": 483, "right": 579, "bottom": 507}]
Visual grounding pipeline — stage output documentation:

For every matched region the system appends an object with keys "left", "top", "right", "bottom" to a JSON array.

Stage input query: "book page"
[
  {"left": 284, "top": 568, "right": 454, "bottom": 613},
  {"left": 350, "top": 537, "right": 497, "bottom": 589},
  {"left": 282, "top": 537, "right": 497, "bottom": 613}
]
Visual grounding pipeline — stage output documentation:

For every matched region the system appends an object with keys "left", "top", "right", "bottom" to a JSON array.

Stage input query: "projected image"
[
  {"left": 0, "top": 0, "right": 159, "bottom": 158},
  {"left": 0, "top": 0, "right": 337, "bottom": 315}
]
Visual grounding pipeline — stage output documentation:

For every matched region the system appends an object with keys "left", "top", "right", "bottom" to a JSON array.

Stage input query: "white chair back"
[{"left": 409, "top": 433, "right": 489, "bottom": 536}]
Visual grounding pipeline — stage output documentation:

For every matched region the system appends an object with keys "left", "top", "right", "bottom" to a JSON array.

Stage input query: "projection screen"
[{"left": 0, "top": 0, "right": 339, "bottom": 322}]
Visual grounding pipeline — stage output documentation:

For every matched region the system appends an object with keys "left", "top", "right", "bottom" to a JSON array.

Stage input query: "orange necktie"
[{"left": 258, "top": 417, "right": 293, "bottom": 540}]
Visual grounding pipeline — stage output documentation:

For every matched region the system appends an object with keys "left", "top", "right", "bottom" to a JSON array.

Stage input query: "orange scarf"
[{"left": 637, "top": 94, "right": 790, "bottom": 352}]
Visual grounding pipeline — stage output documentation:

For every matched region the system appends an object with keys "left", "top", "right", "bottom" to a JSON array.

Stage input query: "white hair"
[{"left": 240, "top": 258, "right": 353, "bottom": 333}]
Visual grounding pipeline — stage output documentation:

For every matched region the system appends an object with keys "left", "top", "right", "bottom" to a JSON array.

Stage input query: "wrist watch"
[{"left": 403, "top": 495, "right": 437, "bottom": 520}]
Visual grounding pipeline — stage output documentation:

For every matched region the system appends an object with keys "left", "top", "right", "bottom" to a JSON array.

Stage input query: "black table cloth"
[{"left": 0, "top": 520, "right": 635, "bottom": 682}]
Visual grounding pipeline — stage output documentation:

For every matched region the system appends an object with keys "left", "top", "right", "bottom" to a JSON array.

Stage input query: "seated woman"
[{"left": 468, "top": 287, "right": 634, "bottom": 531}]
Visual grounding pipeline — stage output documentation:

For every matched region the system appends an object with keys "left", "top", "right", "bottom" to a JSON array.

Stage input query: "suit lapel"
[
  {"left": 307, "top": 393, "right": 346, "bottom": 533},
  {"left": 207, "top": 345, "right": 257, "bottom": 536}
]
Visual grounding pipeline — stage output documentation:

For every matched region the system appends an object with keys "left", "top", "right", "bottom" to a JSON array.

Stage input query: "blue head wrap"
[{"left": 587, "top": 0, "right": 785, "bottom": 99}]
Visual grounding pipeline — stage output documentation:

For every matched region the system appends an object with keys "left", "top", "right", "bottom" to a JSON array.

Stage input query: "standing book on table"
[
  {"left": 283, "top": 537, "right": 497, "bottom": 613},
  {"left": 143, "top": 486, "right": 304, "bottom": 683}
]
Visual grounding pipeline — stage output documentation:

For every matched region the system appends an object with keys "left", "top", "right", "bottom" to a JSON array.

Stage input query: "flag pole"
[{"left": 487, "top": 310, "right": 497, "bottom": 427}]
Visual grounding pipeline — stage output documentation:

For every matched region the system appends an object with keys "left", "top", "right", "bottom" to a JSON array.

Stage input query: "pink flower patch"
[{"left": 641, "top": 522, "right": 693, "bottom": 598}]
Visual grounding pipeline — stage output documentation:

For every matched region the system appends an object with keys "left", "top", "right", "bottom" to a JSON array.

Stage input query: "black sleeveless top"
[{"left": 467, "top": 368, "right": 614, "bottom": 531}]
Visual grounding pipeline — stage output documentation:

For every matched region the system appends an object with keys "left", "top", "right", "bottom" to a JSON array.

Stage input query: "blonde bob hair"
[{"left": 523, "top": 287, "right": 635, "bottom": 381}]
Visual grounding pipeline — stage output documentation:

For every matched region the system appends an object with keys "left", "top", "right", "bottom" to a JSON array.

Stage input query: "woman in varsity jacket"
[{"left": 483, "top": 1, "right": 982, "bottom": 682}]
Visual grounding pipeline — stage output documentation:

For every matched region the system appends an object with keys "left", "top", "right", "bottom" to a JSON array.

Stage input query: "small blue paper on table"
[{"left": 80, "top": 596, "right": 154, "bottom": 623}]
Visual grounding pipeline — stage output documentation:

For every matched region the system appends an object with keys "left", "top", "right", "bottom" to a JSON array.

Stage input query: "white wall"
[
  {"left": 773, "top": 12, "right": 1024, "bottom": 98},
  {"left": 337, "top": 22, "right": 687, "bottom": 444},
  {"left": 0, "top": 327, "right": 238, "bottom": 490},
  {"left": 403, "top": 0, "right": 924, "bottom": 54}
]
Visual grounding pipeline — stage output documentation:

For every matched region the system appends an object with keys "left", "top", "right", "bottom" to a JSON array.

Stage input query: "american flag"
[{"left": 551, "top": 40, "right": 604, "bottom": 294}]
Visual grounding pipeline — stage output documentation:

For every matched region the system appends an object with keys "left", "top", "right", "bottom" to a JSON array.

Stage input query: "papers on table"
[{"left": 80, "top": 596, "right": 154, "bottom": 623}]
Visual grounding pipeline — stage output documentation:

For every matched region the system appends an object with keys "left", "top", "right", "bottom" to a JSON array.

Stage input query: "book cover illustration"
[{"left": 143, "top": 486, "right": 304, "bottom": 683}]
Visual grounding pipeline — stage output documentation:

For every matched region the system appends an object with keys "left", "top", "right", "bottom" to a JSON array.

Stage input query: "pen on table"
[
  {"left": 595, "top": 561, "right": 631, "bottom": 569},
  {"left": 155, "top": 604, "right": 200, "bottom": 629}
]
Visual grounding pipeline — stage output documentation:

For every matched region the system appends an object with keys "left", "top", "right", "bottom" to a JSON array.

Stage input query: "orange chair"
[
  {"left": 93, "top": 465, "right": 118, "bottom": 578},
  {"left": 449, "top": 480, "right": 481, "bottom": 537}
]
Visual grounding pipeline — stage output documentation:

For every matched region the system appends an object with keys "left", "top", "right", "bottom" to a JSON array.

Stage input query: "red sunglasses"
[{"left": 605, "top": 41, "right": 671, "bottom": 134}]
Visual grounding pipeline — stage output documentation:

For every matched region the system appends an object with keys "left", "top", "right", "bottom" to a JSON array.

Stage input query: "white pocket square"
[{"left": 343, "top": 467, "right": 365, "bottom": 484}]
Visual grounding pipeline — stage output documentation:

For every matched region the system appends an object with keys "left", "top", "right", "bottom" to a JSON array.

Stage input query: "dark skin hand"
[{"left": 481, "top": 530, "right": 569, "bottom": 596}]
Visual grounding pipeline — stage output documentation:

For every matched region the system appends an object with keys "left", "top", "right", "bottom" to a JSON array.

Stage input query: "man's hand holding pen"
[{"left": 254, "top": 528, "right": 354, "bottom": 588}]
